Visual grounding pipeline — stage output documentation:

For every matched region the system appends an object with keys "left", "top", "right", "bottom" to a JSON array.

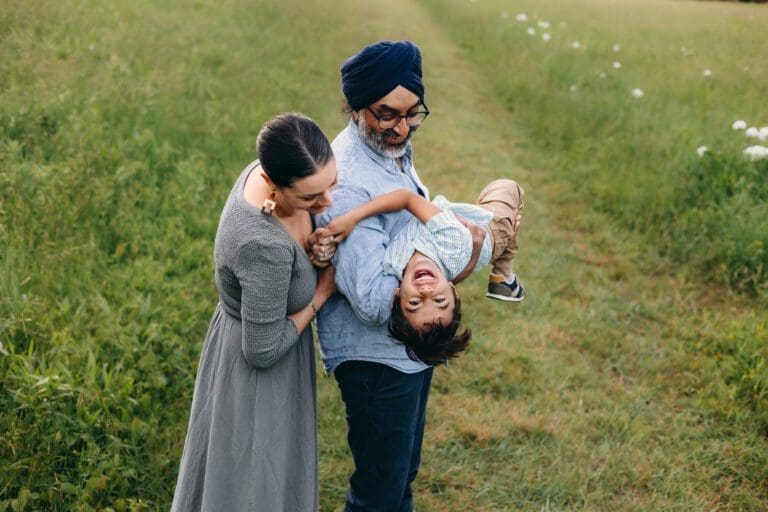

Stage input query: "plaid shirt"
[{"left": 384, "top": 195, "right": 493, "bottom": 281}]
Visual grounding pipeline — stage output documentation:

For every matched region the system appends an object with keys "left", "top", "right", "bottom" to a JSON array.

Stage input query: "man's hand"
[
  {"left": 452, "top": 218, "right": 486, "bottom": 284},
  {"left": 512, "top": 213, "right": 522, "bottom": 237}
]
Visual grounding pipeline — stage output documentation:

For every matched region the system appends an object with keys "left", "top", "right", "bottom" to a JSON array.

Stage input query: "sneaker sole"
[{"left": 485, "top": 292, "right": 525, "bottom": 302}]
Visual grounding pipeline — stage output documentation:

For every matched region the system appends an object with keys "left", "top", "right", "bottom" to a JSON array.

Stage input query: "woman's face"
[{"left": 278, "top": 159, "right": 337, "bottom": 214}]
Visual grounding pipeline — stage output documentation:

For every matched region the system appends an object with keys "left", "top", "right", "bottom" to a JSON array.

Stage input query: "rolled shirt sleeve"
[{"left": 316, "top": 185, "right": 399, "bottom": 325}]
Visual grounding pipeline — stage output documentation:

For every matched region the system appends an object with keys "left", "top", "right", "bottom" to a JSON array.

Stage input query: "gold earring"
[{"left": 261, "top": 189, "right": 276, "bottom": 216}]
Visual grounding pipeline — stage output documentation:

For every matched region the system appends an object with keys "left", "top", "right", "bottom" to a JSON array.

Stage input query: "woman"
[{"left": 172, "top": 113, "right": 337, "bottom": 511}]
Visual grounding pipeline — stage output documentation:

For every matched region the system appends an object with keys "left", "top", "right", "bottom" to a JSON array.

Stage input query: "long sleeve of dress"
[{"left": 236, "top": 238, "right": 302, "bottom": 368}]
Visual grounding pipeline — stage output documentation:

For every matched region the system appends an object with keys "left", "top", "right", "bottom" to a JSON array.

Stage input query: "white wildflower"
[
  {"left": 743, "top": 145, "right": 768, "bottom": 161},
  {"left": 612, "top": 44, "right": 621, "bottom": 52},
  {"left": 732, "top": 120, "right": 747, "bottom": 130},
  {"left": 758, "top": 127, "right": 768, "bottom": 141},
  {"left": 746, "top": 127, "right": 760, "bottom": 138},
  {"left": 631, "top": 88, "right": 644, "bottom": 98},
  {"left": 527, "top": 27, "right": 536, "bottom": 36},
  {"left": 542, "top": 32, "right": 551, "bottom": 42},
  {"left": 703, "top": 68, "right": 712, "bottom": 78},
  {"left": 612, "top": 61, "right": 622, "bottom": 69},
  {"left": 515, "top": 13, "right": 528, "bottom": 22},
  {"left": 696, "top": 146, "right": 708, "bottom": 157},
  {"left": 538, "top": 20, "right": 550, "bottom": 29},
  {"left": 571, "top": 41, "right": 581, "bottom": 49}
]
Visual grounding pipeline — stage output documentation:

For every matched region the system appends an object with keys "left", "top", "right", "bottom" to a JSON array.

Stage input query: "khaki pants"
[{"left": 476, "top": 179, "right": 524, "bottom": 280}]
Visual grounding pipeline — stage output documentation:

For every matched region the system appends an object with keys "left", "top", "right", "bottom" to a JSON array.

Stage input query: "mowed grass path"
[
  {"left": 316, "top": 1, "right": 768, "bottom": 511},
  {"left": 1, "top": 0, "right": 766, "bottom": 510}
]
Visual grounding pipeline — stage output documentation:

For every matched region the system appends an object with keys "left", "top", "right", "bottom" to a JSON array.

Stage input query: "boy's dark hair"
[{"left": 388, "top": 291, "right": 472, "bottom": 366}]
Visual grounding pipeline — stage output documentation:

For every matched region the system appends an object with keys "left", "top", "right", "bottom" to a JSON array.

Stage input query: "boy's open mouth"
[{"left": 413, "top": 265, "right": 436, "bottom": 285}]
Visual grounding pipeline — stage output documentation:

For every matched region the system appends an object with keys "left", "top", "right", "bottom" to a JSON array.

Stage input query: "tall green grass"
[
  {"left": 1, "top": 0, "right": 353, "bottom": 508},
  {"left": 2, "top": 0, "right": 768, "bottom": 510},
  {"left": 418, "top": 0, "right": 768, "bottom": 295}
]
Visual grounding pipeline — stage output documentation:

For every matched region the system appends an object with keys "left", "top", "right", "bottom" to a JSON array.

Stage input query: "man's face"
[
  {"left": 356, "top": 85, "right": 421, "bottom": 159},
  {"left": 396, "top": 252, "right": 456, "bottom": 331}
]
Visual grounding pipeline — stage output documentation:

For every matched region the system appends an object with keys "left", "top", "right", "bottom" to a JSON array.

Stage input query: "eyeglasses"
[{"left": 366, "top": 103, "right": 430, "bottom": 129}]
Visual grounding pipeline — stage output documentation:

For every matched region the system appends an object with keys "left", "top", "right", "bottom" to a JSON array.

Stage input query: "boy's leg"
[{"left": 476, "top": 179, "right": 524, "bottom": 279}]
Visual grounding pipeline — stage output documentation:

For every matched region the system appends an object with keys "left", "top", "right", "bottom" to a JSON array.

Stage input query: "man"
[{"left": 314, "top": 40, "right": 481, "bottom": 512}]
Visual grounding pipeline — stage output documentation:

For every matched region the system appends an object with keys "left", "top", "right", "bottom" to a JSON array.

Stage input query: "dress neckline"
[{"left": 236, "top": 162, "right": 313, "bottom": 265}]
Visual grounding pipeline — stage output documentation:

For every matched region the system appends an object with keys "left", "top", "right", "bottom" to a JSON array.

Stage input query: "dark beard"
[{"left": 356, "top": 116, "right": 415, "bottom": 159}]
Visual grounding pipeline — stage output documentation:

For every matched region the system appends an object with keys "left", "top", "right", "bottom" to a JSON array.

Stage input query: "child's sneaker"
[{"left": 486, "top": 274, "right": 525, "bottom": 302}]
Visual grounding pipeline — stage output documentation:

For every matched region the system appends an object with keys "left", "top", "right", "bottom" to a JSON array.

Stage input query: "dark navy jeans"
[{"left": 334, "top": 360, "right": 434, "bottom": 512}]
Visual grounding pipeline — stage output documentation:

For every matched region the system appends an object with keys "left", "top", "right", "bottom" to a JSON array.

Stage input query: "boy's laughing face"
[{"left": 396, "top": 252, "right": 456, "bottom": 330}]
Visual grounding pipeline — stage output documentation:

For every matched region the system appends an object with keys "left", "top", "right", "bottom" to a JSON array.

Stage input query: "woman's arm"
[
  {"left": 287, "top": 266, "right": 336, "bottom": 331},
  {"left": 324, "top": 189, "right": 442, "bottom": 242},
  {"left": 237, "top": 240, "right": 335, "bottom": 369}
]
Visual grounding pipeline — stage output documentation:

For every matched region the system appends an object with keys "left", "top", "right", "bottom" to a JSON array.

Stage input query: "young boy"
[{"left": 320, "top": 179, "right": 525, "bottom": 365}]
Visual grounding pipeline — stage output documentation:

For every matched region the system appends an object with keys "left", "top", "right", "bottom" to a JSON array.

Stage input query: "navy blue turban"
[{"left": 341, "top": 40, "right": 424, "bottom": 111}]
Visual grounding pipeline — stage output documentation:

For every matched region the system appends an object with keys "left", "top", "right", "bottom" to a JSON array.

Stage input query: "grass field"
[{"left": 1, "top": 0, "right": 767, "bottom": 510}]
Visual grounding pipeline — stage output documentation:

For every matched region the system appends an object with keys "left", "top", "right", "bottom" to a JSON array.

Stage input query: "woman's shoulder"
[
  {"left": 217, "top": 206, "right": 294, "bottom": 259},
  {"left": 241, "top": 217, "right": 293, "bottom": 251}
]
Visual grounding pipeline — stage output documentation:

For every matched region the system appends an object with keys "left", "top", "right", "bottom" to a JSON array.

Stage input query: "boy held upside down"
[{"left": 318, "top": 179, "right": 525, "bottom": 365}]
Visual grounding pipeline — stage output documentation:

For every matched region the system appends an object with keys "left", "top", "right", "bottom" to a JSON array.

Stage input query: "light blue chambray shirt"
[
  {"left": 383, "top": 196, "right": 493, "bottom": 281},
  {"left": 314, "top": 120, "right": 431, "bottom": 374}
]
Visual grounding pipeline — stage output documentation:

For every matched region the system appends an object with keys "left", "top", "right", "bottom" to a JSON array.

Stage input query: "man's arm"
[
  {"left": 316, "top": 185, "right": 402, "bottom": 325},
  {"left": 451, "top": 219, "right": 486, "bottom": 284}
]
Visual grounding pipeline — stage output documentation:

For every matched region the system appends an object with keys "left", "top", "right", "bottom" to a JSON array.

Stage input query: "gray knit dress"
[{"left": 172, "top": 162, "right": 318, "bottom": 511}]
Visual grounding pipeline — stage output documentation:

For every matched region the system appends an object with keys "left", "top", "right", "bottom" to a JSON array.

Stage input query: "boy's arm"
[{"left": 324, "top": 189, "right": 442, "bottom": 241}]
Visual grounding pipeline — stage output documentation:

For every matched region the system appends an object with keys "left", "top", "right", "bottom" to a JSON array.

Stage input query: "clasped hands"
[{"left": 307, "top": 228, "right": 340, "bottom": 268}]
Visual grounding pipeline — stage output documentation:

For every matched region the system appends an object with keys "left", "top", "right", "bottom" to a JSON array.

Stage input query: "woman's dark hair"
[
  {"left": 388, "top": 291, "right": 472, "bottom": 366},
  {"left": 256, "top": 113, "right": 333, "bottom": 188}
]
